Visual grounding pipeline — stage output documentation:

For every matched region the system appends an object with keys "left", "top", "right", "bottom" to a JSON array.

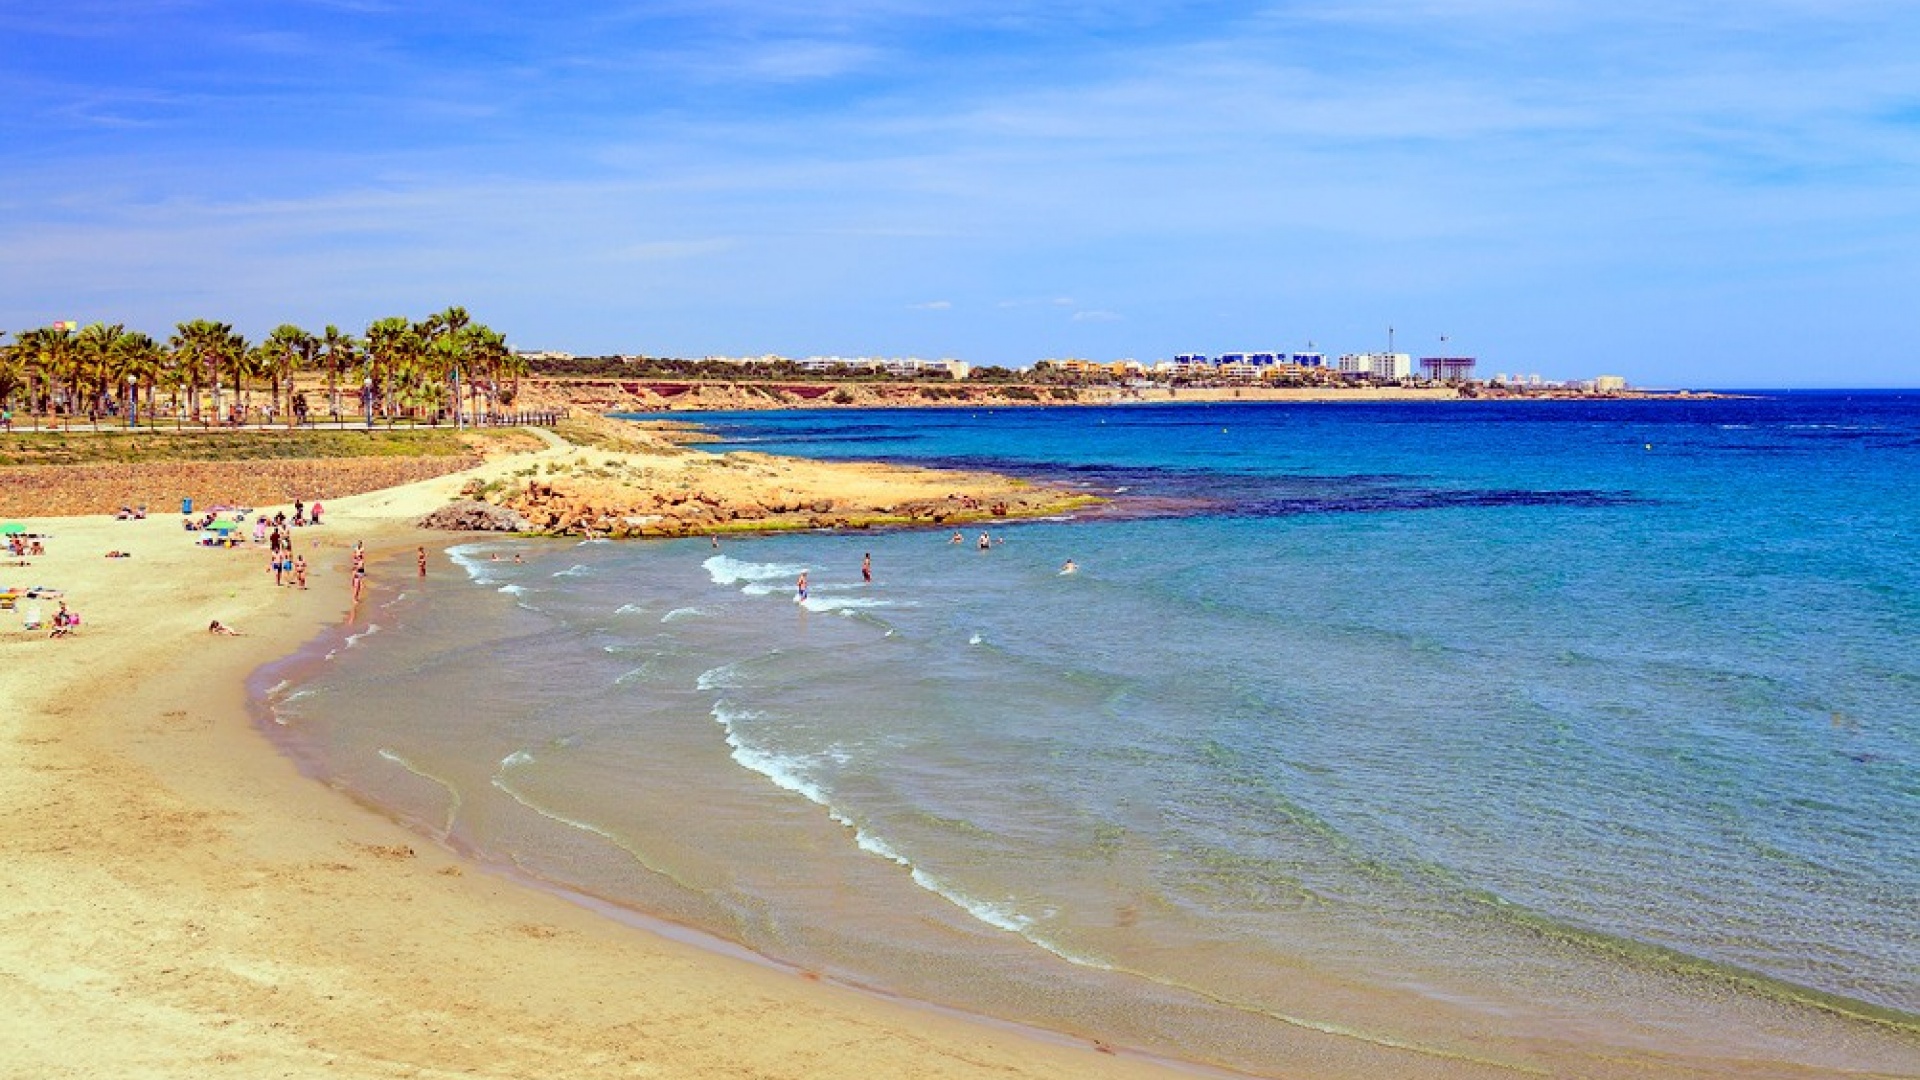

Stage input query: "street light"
[
  {"left": 363, "top": 378, "right": 374, "bottom": 429},
  {"left": 128, "top": 375, "right": 138, "bottom": 428}
]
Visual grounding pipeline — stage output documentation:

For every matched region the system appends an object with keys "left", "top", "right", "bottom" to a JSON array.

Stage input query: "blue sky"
[{"left": 3, "top": 1, "right": 1917, "bottom": 386}]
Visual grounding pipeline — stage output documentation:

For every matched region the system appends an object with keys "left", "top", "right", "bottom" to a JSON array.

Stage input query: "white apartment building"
[{"left": 1336, "top": 352, "right": 1412, "bottom": 380}]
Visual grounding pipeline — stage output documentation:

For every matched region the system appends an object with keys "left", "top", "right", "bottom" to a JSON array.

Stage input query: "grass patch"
[
  {"left": 0, "top": 429, "right": 476, "bottom": 468},
  {"left": 552, "top": 415, "right": 695, "bottom": 456}
]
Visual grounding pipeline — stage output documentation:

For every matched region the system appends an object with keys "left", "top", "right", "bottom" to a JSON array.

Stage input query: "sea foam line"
[
  {"left": 710, "top": 697, "right": 1539, "bottom": 1069},
  {"left": 709, "top": 703, "right": 1085, "bottom": 952},
  {"left": 491, "top": 750, "right": 695, "bottom": 890},
  {"left": 376, "top": 748, "right": 464, "bottom": 839}
]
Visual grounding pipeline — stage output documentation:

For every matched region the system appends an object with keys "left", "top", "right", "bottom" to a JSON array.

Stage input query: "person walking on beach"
[
  {"left": 417, "top": 546, "right": 427, "bottom": 578},
  {"left": 293, "top": 554, "right": 308, "bottom": 590},
  {"left": 862, "top": 553, "right": 872, "bottom": 583}
]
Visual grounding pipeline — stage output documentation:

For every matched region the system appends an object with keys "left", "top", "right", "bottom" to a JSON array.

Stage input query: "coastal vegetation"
[
  {"left": 0, "top": 428, "right": 504, "bottom": 468},
  {"left": 0, "top": 308, "right": 527, "bottom": 427}
]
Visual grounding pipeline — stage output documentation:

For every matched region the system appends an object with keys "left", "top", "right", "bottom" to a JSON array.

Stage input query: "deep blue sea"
[{"left": 271, "top": 394, "right": 1920, "bottom": 1078}]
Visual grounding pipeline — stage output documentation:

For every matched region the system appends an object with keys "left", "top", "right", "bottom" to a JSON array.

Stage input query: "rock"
[{"left": 418, "top": 501, "right": 531, "bottom": 532}]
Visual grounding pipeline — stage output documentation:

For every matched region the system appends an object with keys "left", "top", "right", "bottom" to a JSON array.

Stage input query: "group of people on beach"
[
  {"left": 6, "top": 534, "right": 45, "bottom": 564},
  {"left": 266, "top": 518, "right": 309, "bottom": 589}
]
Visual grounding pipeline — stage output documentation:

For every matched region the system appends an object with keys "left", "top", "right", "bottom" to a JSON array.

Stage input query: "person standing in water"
[
  {"left": 862, "top": 553, "right": 872, "bottom": 583},
  {"left": 796, "top": 571, "right": 809, "bottom": 602}
]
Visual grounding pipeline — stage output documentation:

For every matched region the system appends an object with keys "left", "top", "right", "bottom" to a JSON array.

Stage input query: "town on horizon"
[{"left": 516, "top": 347, "right": 1630, "bottom": 394}]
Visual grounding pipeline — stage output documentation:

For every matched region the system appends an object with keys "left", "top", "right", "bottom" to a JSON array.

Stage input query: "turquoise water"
[{"left": 270, "top": 395, "right": 1920, "bottom": 1076}]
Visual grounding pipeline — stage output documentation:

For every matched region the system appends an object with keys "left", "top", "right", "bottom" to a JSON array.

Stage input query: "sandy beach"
[{"left": 0, "top": 449, "right": 1185, "bottom": 1078}]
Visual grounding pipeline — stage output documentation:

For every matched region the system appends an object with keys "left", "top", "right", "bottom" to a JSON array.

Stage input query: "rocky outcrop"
[{"left": 417, "top": 501, "right": 531, "bottom": 532}]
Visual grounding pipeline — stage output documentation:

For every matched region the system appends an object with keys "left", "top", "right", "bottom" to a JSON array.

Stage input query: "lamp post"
[
  {"left": 128, "top": 375, "right": 138, "bottom": 428},
  {"left": 363, "top": 378, "right": 374, "bottom": 429}
]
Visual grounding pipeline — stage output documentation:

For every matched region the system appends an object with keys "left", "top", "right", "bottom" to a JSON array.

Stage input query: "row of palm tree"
[{"left": 0, "top": 307, "right": 526, "bottom": 426}]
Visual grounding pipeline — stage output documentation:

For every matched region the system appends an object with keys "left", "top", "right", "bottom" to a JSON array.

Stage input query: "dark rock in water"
[{"left": 418, "top": 501, "right": 530, "bottom": 532}]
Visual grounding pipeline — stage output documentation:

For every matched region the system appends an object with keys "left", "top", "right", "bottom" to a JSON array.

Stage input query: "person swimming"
[{"left": 1060, "top": 559, "right": 1077, "bottom": 574}]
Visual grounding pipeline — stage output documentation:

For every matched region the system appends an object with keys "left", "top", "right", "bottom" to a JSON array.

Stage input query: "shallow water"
[{"left": 268, "top": 395, "right": 1920, "bottom": 1076}]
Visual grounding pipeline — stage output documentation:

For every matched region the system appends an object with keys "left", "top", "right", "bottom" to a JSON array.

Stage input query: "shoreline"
[
  {"left": 0, "top": 474, "right": 1189, "bottom": 1078},
  {"left": 7, "top": 425, "right": 1913, "bottom": 1079}
]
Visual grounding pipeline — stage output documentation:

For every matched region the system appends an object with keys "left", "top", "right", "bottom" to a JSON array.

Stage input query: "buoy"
[{"left": 1644, "top": 443, "right": 1652, "bottom": 450}]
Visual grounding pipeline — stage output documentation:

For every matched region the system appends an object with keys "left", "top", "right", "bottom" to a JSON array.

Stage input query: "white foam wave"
[
  {"left": 553, "top": 564, "right": 594, "bottom": 578},
  {"left": 695, "top": 662, "right": 744, "bottom": 692},
  {"left": 703, "top": 554, "right": 806, "bottom": 586},
  {"left": 799, "top": 596, "right": 899, "bottom": 615},
  {"left": 614, "top": 603, "right": 646, "bottom": 615},
  {"left": 661, "top": 606, "right": 707, "bottom": 622},
  {"left": 968, "top": 633, "right": 983, "bottom": 645},
  {"left": 498, "top": 583, "right": 527, "bottom": 595},
  {"left": 487, "top": 749, "right": 691, "bottom": 883},
  {"left": 343, "top": 623, "right": 381, "bottom": 649},
  {"left": 741, "top": 583, "right": 784, "bottom": 597},
  {"left": 445, "top": 543, "right": 498, "bottom": 584},
  {"left": 709, "top": 703, "right": 1048, "bottom": 945},
  {"left": 376, "top": 748, "right": 464, "bottom": 838}
]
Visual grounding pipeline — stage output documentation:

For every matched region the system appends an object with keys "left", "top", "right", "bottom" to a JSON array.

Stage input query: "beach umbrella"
[
  {"left": 0, "top": 523, "right": 23, "bottom": 534},
  {"left": 211, "top": 522, "right": 235, "bottom": 534}
]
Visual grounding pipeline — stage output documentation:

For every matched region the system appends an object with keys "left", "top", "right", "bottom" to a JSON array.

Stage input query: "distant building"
[
  {"left": 1419, "top": 356, "right": 1477, "bottom": 383},
  {"left": 1338, "top": 352, "right": 1411, "bottom": 380},
  {"left": 1592, "top": 375, "right": 1628, "bottom": 392}
]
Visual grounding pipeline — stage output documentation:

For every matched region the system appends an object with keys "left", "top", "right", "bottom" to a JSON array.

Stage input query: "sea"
[{"left": 263, "top": 392, "right": 1920, "bottom": 1078}]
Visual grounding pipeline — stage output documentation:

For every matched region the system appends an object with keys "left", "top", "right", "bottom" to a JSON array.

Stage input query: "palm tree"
[
  {"left": 14, "top": 325, "right": 76, "bottom": 418},
  {"left": 264, "top": 324, "right": 316, "bottom": 424},
  {"left": 172, "top": 320, "right": 239, "bottom": 420},
  {"left": 495, "top": 341, "right": 529, "bottom": 408},
  {"left": 363, "top": 316, "right": 420, "bottom": 421},
  {"left": 320, "top": 324, "right": 359, "bottom": 418},
  {"left": 414, "top": 307, "right": 472, "bottom": 423},
  {"left": 462, "top": 324, "right": 510, "bottom": 419},
  {"left": 109, "top": 330, "right": 164, "bottom": 424},
  {"left": 75, "top": 322, "right": 129, "bottom": 419},
  {"left": 0, "top": 331, "right": 24, "bottom": 417}
]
